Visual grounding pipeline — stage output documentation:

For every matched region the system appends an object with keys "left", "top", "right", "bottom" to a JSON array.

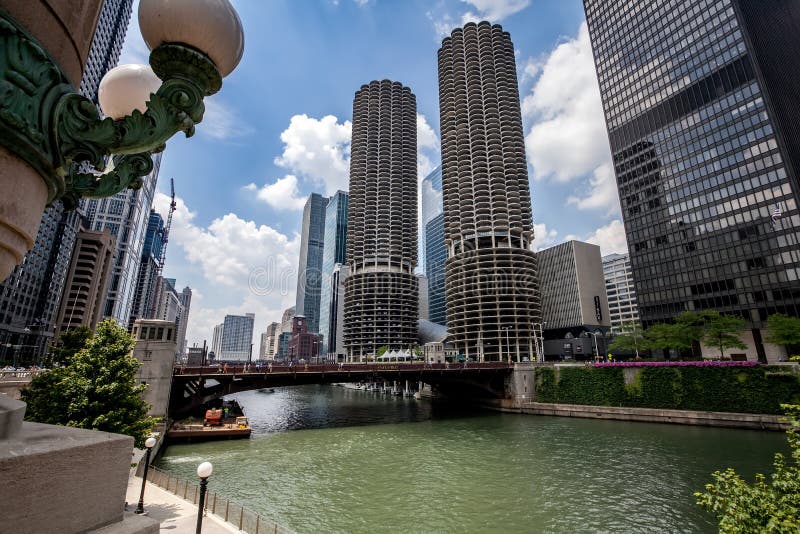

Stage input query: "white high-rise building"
[
  {"left": 83, "top": 153, "right": 162, "bottom": 324},
  {"left": 602, "top": 253, "right": 641, "bottom": 334}
]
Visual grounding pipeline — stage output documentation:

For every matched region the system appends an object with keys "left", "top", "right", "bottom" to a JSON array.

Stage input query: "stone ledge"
[
  {"left": 515, "top": 401, "right": 788, "bottom": 431},
  {"left": 0, "top": 422, "right": 134, "bottom": 533}
]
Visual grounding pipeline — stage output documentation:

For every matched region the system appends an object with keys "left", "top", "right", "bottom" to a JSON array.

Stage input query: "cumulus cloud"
[
  {"left": 153, "top": 192, "right": 300, "bottom": 347},
  {"left": 274, "top": 114, "right": 352, "bottom": 195},
  {"left": 461, "top": 0, "right": 531, "bottom": 24},
  {"left": 523, "top": 22, "right": 611, "bottom": 184},
  {"left": 246, "top": 175, "right": 306, "bottom": 211},
  {"left": 532, "top": 222, "right": 559, "bottom": 252},
  {"left": 566, "top": 162, "right": 620, "bottom": 214},
  {"left": 153, "top": 193, "right": 299, "bottom": 288},
  {"left": 580, "top": 219, "right": 628, "bottom": 256}
]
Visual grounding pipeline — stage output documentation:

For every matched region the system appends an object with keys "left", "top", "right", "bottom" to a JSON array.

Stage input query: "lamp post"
[
  {"left": 0, "top": 0, "right": 245, "bottom": 281},
  {"left": 502, "top": 326, "right": 512, "bottom": 364},
  {"left": 134, "top": 437, "right": 157, "bottom": 514},
  {"left": 196, "top": 461, "right": 213, "bottom": 533}
]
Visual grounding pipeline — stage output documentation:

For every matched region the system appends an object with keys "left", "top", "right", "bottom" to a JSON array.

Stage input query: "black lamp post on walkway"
[
  {"left": 196, "top": 461, "right": 213, "bottom": 533},
  {"left": 134, "top": 437, "right": 157, "bottom": 514}
]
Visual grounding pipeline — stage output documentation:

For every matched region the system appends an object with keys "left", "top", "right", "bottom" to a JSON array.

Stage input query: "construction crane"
[{"left": 148, "top": 178, "right": 177, "bottom": 318}]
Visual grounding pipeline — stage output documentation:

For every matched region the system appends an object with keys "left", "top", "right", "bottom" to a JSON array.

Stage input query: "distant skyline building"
[
  {"left": 129, "top": 210, "right": 164, "bottom": 328},
  {"left": 295, "top": 193, "right": 328, "bottom": 334},
  {"left": 324, "top": 264, "right": 348, "bottom": 361},
  {"left": 176, "top": 286, "right": 192, "bottom": 356},
  {"left": 602, "top": 253, "right": 640, "bottom": 334},
  {"left": 421, "top": 166, "right": 446, "bottom": 325},
  {"left": 584, "top": 0, "right": 800, "bottom": 361},
  {"left": 211, "top": 322, "right": 224, "bottom": 359},
  {"left": 537, "top": 241, "right": 612, "bottom": 360},
  {"left": 287, "top": 315, "right": 321, "bottom": 362},
  {"left": 260, "top": 321, "right": 280, "bottom": 360},
  {"left": 438, "top": 22, "right": 541, "bottom": 361},
  {"left": 280, "top": 306, "right": 296, "bottom": 334},
  {"left": 0, "top": 0, "right": 134, "bottom": 362},
  {"left": 343, "top": 79, "right": 419, "bottom": 360},
  {"left": 54, "top": 229, "right": 116, "bottom": 337},
  {"left": 219, "top": 313, "right": 255, "bottom": 361},
  {"left": 151, "top": 277, "right": 183, "bottom": 325},
  {"left": 319, "top": 191, "right": 349, "bottom": 356}
]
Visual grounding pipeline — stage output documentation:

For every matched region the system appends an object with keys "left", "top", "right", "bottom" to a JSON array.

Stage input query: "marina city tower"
[
  {"left": 343, "top": 80, "right": 419, "bottom": 360},
  {"left": 437, "top": 22, "right": 542, "bottom": 361}
]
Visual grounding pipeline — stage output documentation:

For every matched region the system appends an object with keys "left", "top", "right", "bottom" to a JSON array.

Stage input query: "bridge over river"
[{"left": 169, "top": 362, "right": 522, "bottom": 417}]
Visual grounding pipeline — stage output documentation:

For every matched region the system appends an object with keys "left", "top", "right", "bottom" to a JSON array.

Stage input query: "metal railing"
[
  {"left": 146, "top": 465, "right": 295, "bottom": 534},
  {"left": 0, "top": 370, "right": 44, "bottom": 381}
]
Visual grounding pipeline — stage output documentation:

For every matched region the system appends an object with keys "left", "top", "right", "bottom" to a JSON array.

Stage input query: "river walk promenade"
[{"left": 125, "top": 474, "right": 238, "bottom": 533}]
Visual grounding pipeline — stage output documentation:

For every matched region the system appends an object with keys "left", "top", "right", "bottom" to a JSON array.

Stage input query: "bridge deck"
[{"left": 174, "top": 361, "right": 512, "bottom": 378}]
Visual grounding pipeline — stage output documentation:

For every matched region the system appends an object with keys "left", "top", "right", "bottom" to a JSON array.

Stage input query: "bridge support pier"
[{"left": 505, "top": 363, "right": 535, "bottom": 407}]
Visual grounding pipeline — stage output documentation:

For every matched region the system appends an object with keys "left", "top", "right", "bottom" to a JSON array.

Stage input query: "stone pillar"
[{"left": 0, "top": 1, "right": 104, "bottom": 281}]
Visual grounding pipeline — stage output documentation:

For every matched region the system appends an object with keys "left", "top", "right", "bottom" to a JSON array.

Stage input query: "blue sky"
[{"left": 119, "top": 0, "right": 628, "bottom": 348}]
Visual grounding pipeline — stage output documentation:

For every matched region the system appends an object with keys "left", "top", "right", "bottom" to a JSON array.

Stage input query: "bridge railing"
[
  {"left": 146, "top": 465, "right": 295, "bottom": 534},
  {"left": 173, "top": 361, "right": 512, "bottom": 375},
  {"left": 0, "top": 370, "right": 44, "bottom": 381}
]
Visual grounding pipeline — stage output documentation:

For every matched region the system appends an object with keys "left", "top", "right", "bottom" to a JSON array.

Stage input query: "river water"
[{"left": 156, "top": 385, "right": 787, "bottom": 533}]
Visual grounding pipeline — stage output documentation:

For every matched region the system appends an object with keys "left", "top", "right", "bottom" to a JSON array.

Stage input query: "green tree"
[
  {"left": 702, "top": 311, "right": 746, "bottom": 359},
  {"left": 675, "top": 312, "right": 711, "bottom": 358},
  {"left": 643, "top": 323, "right": 692, "bottom": 357},
  {"left": 21, "top": 320, "right": 156, "bottom": 447},
  {"left": 608, "top": 322, "right": 645, "bottom": 358},
  {"left": 376, "top": 345, "right": 389, "bottom": 357},
  {"left": 695, "top": 404, "right": 800, "bottom": 532},
  {"left": 765, "top": 314, "right": 800, "bottom": 352},
  {"left": 49, "top": 325, "right": 94, "bottom": 366}
]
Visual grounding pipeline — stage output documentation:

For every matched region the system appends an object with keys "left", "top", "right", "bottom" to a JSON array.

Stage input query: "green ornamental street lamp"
[{"left": 0, "top": 0, "right": 244, "bottom": 281}]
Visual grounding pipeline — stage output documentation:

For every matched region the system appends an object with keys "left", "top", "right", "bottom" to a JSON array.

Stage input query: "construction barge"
[{"left": 167, "top": 400, "right": 251, "bottom": 442}]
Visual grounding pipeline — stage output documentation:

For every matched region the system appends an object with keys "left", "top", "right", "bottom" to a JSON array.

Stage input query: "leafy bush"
[
  {"left": 695, "top": 404, "right": 800, "bottom": 532},
  {"left": 534, "top": 365, "right": 800, "bottom": 414}
]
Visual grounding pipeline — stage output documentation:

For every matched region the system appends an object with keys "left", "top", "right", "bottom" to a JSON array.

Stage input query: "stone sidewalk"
[{"left": 125, "top": 473, "right": 240, "bottom": 533}]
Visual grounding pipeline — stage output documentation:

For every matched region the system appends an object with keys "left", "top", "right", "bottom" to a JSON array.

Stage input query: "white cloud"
[
  {"left": 417, "top": 113, "right": 440, "bottom": 182},
  {"left": 461, "top": 0, "right": 531, "bottom": 24},
  {"left": 523, "top": 22, "right": 611, "bottom": 185},
  {"left": 197, "top": 96, "right": 254, "bottom": 141},
  {"left": 581, "top": 219, "right": 628, "bottom": 256},
  {"left": 566, "top": 162, "right": 620, "bottom": 214},
  {"left": 153, "top": 192, "right": 300, "bottom": 348},
  {"left": 247, "top": 175, "right": 306, "bottom": 211},
  {"left": 532, "top": 222, "right": 558, "bottom": 252},
  {"left": 274, "top": 114, "right": 352, "bottom": 195},
  {"left": 153, "top": 193, "right": 299, "bottom": 288}
]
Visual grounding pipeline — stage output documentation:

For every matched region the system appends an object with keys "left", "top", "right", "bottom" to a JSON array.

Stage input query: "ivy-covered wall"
[{"left": 534, "top": 366, "right": 800, "bottom": 414}]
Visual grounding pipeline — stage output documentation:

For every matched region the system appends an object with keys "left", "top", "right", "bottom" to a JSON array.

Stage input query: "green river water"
[{"left": 156, "top": 385, "right": 787, "bottom": 533}]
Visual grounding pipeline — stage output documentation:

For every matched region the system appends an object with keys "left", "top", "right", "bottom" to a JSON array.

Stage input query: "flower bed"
[{"left": 594, "top": 360, "right": 758, "bottom": 368}]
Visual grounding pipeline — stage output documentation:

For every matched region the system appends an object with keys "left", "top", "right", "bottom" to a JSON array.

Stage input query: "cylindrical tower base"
[
  {"left": 343, "top": 270, "right": 419, "bottom": 360},
  {"left": 445, "top": 247, "right": 540, "bottom": 361}
]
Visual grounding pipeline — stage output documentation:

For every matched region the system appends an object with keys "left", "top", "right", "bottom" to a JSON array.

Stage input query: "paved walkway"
[{"left": 125, "top": 473, "right": 239, "bottom": 533}]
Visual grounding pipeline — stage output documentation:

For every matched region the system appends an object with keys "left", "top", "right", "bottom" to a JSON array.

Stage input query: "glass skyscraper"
[
  {"left": 584, "top": 0, "right": 800, "bottom": 360},
  {"left": 421, "top": 166, "right": 446, "bottom": 325},
  {"left": 128, "top": 210, "right": 164, "bottom": 328},
  {"left": 296, "top": 193, "right": 328, "bottom": 333},
  {"left": 319, "top": 191, "right": 348, "bottom": 356},
  {"left": 220, "top": 313, "right": 255, "bottom": 361}
]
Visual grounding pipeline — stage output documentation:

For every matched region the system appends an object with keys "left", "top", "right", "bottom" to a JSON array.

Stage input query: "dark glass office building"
[
  {"left": 584, "top": 0, "right": 800, "bottom": 360},
  {"left": 319, "top": 191, "right": 348, "bottom": 355},
  {"left": 421, "top": 166, "right": 446, "bottom": 325},
  {"left": 296, "top": 193, "right": 328, "bottom": 333}
]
